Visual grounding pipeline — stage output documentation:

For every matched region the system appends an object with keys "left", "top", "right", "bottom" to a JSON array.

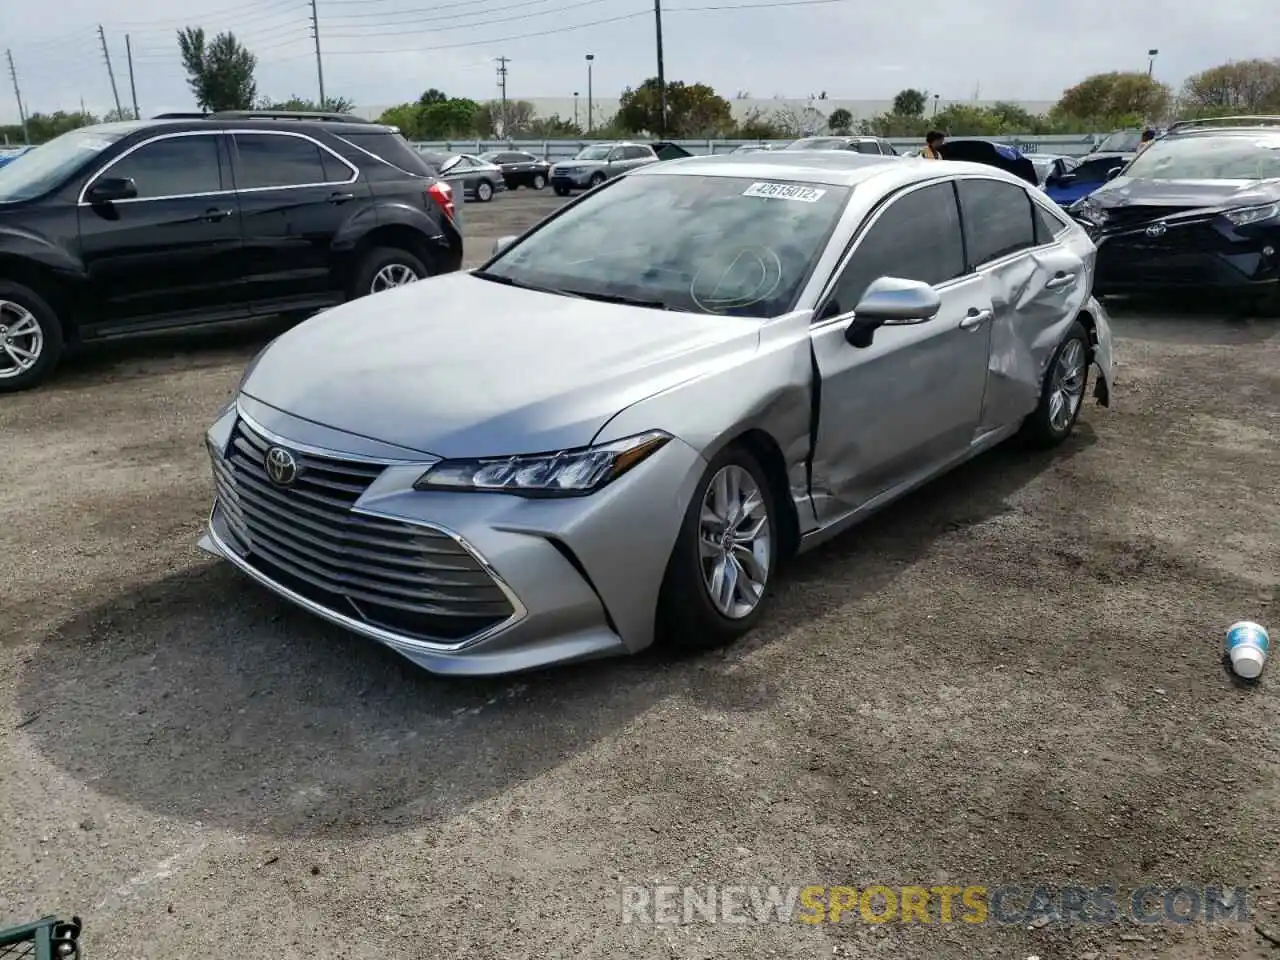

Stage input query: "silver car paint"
[{"left": 205, "top": 151, "right": 1115, "bottom": 675}]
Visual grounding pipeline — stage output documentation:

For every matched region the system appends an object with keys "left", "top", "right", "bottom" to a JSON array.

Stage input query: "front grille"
[
  {"left": 210, "top": 417, "right": 515, "bottom": 643},
  {"left": 1102, "top": 205, "right": 1198, "bottom": 229},
  {"left": 1106, "top": 221, "right": 1227, "bottom": 255}
]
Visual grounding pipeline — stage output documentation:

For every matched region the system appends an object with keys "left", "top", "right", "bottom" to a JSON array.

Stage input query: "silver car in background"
[
  {"left": 550, "top": 142, "right": 658, "bottom": 195},
  {"left": 200, "top": 152, "right": 1114, "bottom": 677}
]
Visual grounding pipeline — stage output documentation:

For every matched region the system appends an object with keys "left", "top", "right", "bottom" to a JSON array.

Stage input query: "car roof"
[
  {"left": 1162, "top": 128, "right": 1280, "bottom": 142},
  {"left": 630, "top": 150, "right": 1034, "bottom": 190}
]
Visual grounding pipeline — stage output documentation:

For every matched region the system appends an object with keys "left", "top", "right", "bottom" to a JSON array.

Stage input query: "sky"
[{"left": 0, "top": 0, "right": 1275, "bottom": 123}]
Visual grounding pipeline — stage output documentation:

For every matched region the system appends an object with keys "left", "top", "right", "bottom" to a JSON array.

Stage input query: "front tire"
[
  {"left": 0, "top": 281, "right": 64, "bottom": 393},
  {"left": 350, "top": 247, "right": 429, "bottom": 300},
  {"left": 657, "top": 445, "right": 778, "bottom": 653},
  {"left": 476, "top": 180, "right": 494, "bottom": 202},
  {"left": 553, "top": 185, "right": 570, "bottom": 196},
  {"left": 1018, "top": 320, "right": 1090, "bottom": 448}
]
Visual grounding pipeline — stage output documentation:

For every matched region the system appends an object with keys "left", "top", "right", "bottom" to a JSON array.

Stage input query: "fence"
[{"left": 409, "top": 134, "right": 1104, "bottom": 160}]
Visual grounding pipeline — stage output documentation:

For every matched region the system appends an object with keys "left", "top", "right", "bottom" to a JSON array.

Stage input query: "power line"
[
  {"left": 323, "top": 0, "right": 616, "bottom": 38},
  {"left": 321, "top": 8, "right": 647, "bottom": 53},
  {"left": 322, "top": 0, "right": 565, "bottom": 22}
]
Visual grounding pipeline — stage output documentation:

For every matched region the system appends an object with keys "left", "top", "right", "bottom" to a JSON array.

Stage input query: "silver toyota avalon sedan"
[{"left": 199, "top": 151, "right": 1115, "bottom": 676}]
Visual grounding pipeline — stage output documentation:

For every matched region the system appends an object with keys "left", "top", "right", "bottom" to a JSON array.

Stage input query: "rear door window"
[
  {"left": 854, "top": 141, "right": 880, "bottom": 155},
  {"left": 1033, "top": 201, "right": 1068, "bottom": 244},
  {"left": 956, "top": 178, "right": 1037, "bottom": 266},
  {"left": 234, "top": 133, "right": 346, "bottom": 189}
]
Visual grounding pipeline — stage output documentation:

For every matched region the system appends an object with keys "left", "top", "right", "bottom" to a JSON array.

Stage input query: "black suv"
[{"left": 0, "top": 110, "right": 462, "bottom": 391}]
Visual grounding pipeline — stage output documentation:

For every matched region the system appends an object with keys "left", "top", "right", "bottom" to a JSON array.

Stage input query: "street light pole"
[
  {"left": 574, "top": 91, "right": 580, "bottom": 129},
  {"left": 585, "top": 54, "right": 594, "bottom": 133},
  {"left": 654, "top": 0, "right": 666, "bottom": 137},
  {"left": 1147, "top": 48, "right": 1159, "bottom": 78}
]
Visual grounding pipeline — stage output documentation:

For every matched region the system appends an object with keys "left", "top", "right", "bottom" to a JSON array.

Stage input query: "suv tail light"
[{"left": 427, "top": 181, "right": 455, "bottom": 221}]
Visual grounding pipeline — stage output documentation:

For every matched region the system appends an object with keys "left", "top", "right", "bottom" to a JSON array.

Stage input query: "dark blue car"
[
  {"left": 1042, "top": 153, "right": 1133, "bottom": 207},
  {"left": 0, "top": 146, "right": 32, "bottom": 168}
]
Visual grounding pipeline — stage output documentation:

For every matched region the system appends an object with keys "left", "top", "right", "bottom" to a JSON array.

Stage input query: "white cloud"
[{"left": 0, "top": 0, "right": 1274, "bottom": 122}]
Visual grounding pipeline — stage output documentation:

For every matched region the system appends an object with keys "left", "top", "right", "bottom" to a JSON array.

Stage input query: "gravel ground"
[{"left": 1, "top": 190, "right": 1278, "bottom": 959}]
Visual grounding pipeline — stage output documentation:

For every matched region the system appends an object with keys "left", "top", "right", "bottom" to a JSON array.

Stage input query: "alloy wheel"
[
  {"left": 370, "top": 263, "right": 419, "bottom": 294},
  {"left": 698, "top": 464, "right": 771, "bottom": 619},
  {"left": 1048, "top": 338, "right": 1086, "bottom": 433},
  {"left": 0, "top": 300, "right": 43, "bottom": 379}
]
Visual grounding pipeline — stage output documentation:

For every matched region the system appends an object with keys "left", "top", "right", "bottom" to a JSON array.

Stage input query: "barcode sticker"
[{"left": 742, "top": 182, "right": 826, "bottom": 202}]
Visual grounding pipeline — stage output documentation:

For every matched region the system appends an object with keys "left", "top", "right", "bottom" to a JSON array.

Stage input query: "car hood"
[
  {"left": 1089, "top": 176, "right": 1279, "bottom": 210},
  {"left": 239, "top": 272, "right": 762, "bottom": 459}
]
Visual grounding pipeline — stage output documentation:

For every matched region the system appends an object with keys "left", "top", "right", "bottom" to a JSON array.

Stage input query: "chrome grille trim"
[{"left": 208, "top": 412, "right": 526, "bottom": 650}]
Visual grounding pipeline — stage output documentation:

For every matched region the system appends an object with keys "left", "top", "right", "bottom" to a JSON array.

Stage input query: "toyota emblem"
[
  {"left": 1145, "top": 222, "right": 1167, "bottom": 238},
  {"left": 264, "top": 445, "right": 299, "bottom": 487}
]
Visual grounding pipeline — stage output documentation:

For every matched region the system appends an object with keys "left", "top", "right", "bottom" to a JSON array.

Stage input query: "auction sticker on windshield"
[{"left": 742, "top": 182, "right": 827, "bottom": 202}]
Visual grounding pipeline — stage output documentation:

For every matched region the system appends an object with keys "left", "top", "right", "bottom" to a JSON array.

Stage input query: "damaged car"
[
  {"left": 1073, "top": 116, "right": 1280, "bottom": 311},
  {"left": 200, "top": 151, "right": 1114, "bottom": 676}
]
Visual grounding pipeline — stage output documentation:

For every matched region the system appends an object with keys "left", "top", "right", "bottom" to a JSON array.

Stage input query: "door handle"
[
  {"left": 959, "top": 308, "right": 992, "bottom": 331},
  {"left": 327, "top": 192, "right": 356, "bottom": 204},
  {"left": 1045, "top": 272, "right": 1077, "bottom": 290},
  {"left": 201, "top": 208, "right": 233, "bottom": 222}
]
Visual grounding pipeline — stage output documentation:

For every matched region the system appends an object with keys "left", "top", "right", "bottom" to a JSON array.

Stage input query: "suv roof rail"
[
  {"left": 208, "top": 110, "right": 378, "bottom": 124},
  {"left": 151, "top": 112, "right": 211, "bottom": 119},
  {"left": 1167, "top": 115, "right": 1280, "bottom": 133}
]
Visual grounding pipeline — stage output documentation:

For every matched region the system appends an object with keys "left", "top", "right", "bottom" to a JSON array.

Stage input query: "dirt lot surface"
[{"left": 1, "top": 190, "right": 1278, "bottom": 959}]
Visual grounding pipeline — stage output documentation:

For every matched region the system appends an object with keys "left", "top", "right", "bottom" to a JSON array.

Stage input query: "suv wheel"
[
  {"left": 589, "top": 172, "right": 606, "bottom": 187},
  {"left": 0, "top": 281, "right": 64, "bottom": 393},
  {"left": 352, "top": 247, "right": 429, "bottom": 299},
  {"left": 476, "top": 180, "right": 494, "bottom": 202},
  {"left": 553, "top": 185, "right": 570, "bottom": 196}
]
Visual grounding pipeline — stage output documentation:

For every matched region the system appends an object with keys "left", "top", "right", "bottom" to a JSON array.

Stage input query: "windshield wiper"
[
  {"left": 472, "top": 271, "right": 584, "bottom": 298},
  {"left": 558, "top": 289, "right": 675, "bottom": 310}
]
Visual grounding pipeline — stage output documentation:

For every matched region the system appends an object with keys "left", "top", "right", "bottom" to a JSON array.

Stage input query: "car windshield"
[
  {"left": 1122, "top": 136, "right": 1280, "bottom": 180},
  {"left": 478, "top": 172, "right": 850, "bottom": 318},
  {"left": 574, "top": 145, "right": 612, "bottom": 161},
  {"left": 0, "top": 127, "right": 127, "bottom": 202},
  {"left": 1096, "top": 131, "right": 1141, "bottom": 153},
  {"left": 786, "top": 138, "right": 845, "bottom": 151}
]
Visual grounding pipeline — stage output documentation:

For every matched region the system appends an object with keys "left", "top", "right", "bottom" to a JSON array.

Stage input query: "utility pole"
[
  {"left": 5, "top": 50, "right": 28, "bottom": 144},
  {"left": 125, "top": 34, "right": 140, "bottom": 119},
  {"left": 495, "top": 56, "right": 510, "bottom": 137},
  {"left": 654, "top": 0, "right": 667, "bottom": 137},
  {"left": 97, "top": 24, "right": 123, "bottom": 117},
  {"left": 309, "top": 0, "right": 326, "bottom": 107}
]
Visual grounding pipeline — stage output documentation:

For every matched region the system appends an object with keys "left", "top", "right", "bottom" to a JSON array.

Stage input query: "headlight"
[
  {"left": 1071, "top": 197, "right": 1108, "bottom": 226},
  {"left": 413, "top": 430, "right": 671, "bottom": 497},
  {"left": 1221, "top": 202, "right": 1280, "bottom": 227}
]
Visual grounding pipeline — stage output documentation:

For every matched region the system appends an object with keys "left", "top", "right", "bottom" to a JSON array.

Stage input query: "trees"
[
  {"left": 255, "top": 95, "right": 355, "bottom": 113},
  {"left": 617, "top": 78, "right": 734, "bottom": 137},
  {"left": 374, "top": 90, "right": 480, "bottom": 139},
  {"left": 892, "top": 88, "right": 928, "bottom": 117},
  {"left": 177, "top": 27, "right": 257, "bottom": 111},
  {"left": 0, "top": 110, "right": 97, "bottom": 144},
  {"left": 1050, "top": 71, "right": 1171, "bottom": 129},
  {"left": 475, "top": 99, "right": 536, "bottom": 136},
  {"left": 1180, "top": 59, "right": 1280, "bottom": 113},
  {"left": 827, "top": 107, "right": 853, "bottom": 133}
]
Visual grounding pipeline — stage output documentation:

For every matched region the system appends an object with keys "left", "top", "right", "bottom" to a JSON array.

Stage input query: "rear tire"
[
  {"left": 1017, "top": 320, "right": 1091, "bottom": 448},
  {"left": 0, "top": 280, "right": 64, "bottom": 393},
  {"left": 349, "top": 246, "right": 430, "bottom": 300},
  {"left": 532, "top": 173, "right": 546, "bottom": 190},
  {"left": 656, "top": 444, "right": 778, "bottom": 653},
  {"left": 476, "top": 180, "right": 494, "bottom": 202},
  {"left": 588, "top": 172, "right": 606, "bottom": 188}
]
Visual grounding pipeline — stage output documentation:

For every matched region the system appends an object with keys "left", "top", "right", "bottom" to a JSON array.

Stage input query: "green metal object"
[{"left": 0, "top": 916, "right": 82, "bottom": 959}]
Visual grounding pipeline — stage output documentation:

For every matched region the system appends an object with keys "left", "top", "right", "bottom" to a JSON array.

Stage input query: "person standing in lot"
[
  {"left": 1137, "top": 129, "right": 1156, "bottom": 154},
  {"left": 921, "top": 131, "right": 945, "bottom": 159}
]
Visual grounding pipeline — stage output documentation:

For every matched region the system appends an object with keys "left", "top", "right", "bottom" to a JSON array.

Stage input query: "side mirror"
[
  {"left": 491, "top": 235, "right": 517, "bottom": 256},
  {"left": 85, "top": 177, "right": 138, "bottom": 203},
  {"left": 843, "top": 277, "right": 941, "bottom": 348},
  {"left": 1106, "top": 166, "right": 1123, "bottom": 180}
]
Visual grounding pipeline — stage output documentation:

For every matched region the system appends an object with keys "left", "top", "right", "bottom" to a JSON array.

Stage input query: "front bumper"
[
  {"left": 1089, "top": 216, "right": 1280, "bottom": 293},
  {"left": 199, "top": 399, "right": 704, "bottom": 676},
  {"left": 550, "top": 168, "right": 597, "bottom": 189}
]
